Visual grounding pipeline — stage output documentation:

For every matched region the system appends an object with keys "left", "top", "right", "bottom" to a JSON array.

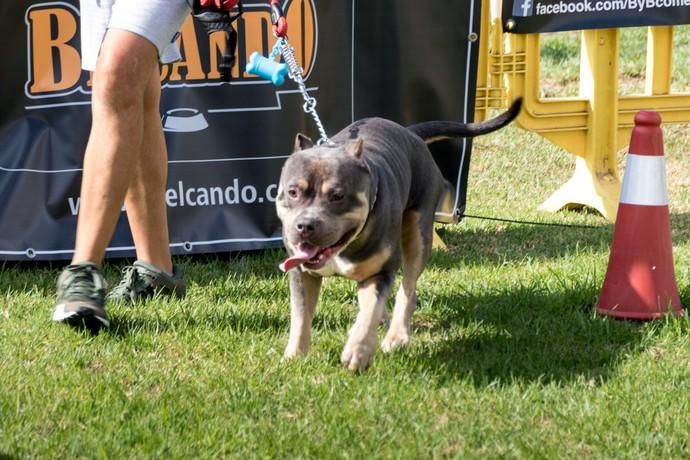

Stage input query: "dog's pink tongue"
[{"left": 279, "top": 244, "right": 319, "bottom": 272}]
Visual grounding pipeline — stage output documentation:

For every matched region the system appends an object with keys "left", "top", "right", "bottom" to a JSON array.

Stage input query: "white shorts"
[{"left": 79, "top": 0, "right": 192, "bottom": 71}]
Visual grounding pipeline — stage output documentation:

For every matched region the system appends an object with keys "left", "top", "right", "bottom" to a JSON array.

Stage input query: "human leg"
[
  {"left": 72, "top": 29, "right": 160, "bottom": 266},
  {"left": 54, "top": 30, "right": 162, "bottom": 330},
  {"left": 123, "top": 63, "right": 173, "bottom": 272},
  {"left": 73, "top": 0, "right": 191, "bottom": 267},
  {"left": 105, "top": 66, "right": 187, "bottom": 302}
]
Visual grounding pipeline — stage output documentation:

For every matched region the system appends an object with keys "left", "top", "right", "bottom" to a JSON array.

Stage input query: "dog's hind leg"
[
  {"left": 284, "top": 270, "right": 322, "bottom": 359},
  {"left": 382, "top": 209, "right": 431, "bottom": 352},
  {"left": 341, "top": 273, "right": 394, "bottom": 372}
]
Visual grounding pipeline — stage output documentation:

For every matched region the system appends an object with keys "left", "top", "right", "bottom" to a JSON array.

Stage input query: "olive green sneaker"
[
  {"left": 52, "top": 262, "right": 109, "bottom": 333},
  {"left": 107, "top": 261, "right": 186, "bottom": 303}
]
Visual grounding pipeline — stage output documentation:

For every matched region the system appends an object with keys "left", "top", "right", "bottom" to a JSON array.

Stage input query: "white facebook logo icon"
[{"left": 512, "top": 0, "right": 533, "bottom": 16}]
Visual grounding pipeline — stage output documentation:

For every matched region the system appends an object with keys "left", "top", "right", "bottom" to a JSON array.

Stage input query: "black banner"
[
  {"left": 503, "top": 0, "right": 690, "bottom": 33},
  {"left": 0, "top": 0, "right": 481, "bottom": 261}
]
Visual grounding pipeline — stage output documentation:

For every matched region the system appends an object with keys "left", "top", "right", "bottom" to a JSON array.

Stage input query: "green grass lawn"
[{"left": 2, "top": 27, "right": 690, "bottom": 458}]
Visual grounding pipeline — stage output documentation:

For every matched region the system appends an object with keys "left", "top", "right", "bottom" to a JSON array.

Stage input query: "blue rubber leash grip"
[{"left": 246, "top": 52, "right": 288, "bottom": 86}]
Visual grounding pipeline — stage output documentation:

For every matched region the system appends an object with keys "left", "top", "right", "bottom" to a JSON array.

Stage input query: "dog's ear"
[
  {"left": 345, "top": 138, "right": 364, "bottom": 159},
  {"left": 293, "top": 133, "right": 314, "bottom": 152}
]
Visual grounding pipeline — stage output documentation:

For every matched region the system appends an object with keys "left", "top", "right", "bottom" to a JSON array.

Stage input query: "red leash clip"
[{"left": 270, "top": 0, "right": 288, "bottom": 37}]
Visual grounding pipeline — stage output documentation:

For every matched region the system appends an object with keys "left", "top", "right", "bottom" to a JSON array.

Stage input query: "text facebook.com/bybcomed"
[
  {"left": 67, "top": 179, "right": 279, "bottom": 215},
  {"left": 528, "top": 0, "right": 690, "bottom": 15}
]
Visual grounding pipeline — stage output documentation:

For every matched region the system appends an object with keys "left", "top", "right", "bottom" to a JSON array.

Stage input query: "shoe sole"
[{"left": 53, "top": 303, "right": 110, "bottom": 334}]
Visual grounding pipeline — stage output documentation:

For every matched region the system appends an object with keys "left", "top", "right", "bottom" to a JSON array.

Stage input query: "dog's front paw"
[
  {"left": 381, "top": 330, "right": 410, "bottom": 352},
  {"left": 341, "top": 337, "right": 376, "bottom": 372},
  {"left": 283, "top": 344, "right": 307, "bottom": 361}
]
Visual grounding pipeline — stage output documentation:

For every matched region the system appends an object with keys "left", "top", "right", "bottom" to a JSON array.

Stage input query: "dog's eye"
[
  {"left": 329, "top": 192, "right": 344, "bottom": 202},
  {"left": 287, "top": 187, "right": 299, "bottom": 199}
]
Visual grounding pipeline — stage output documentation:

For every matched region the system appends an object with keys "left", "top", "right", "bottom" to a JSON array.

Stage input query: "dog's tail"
[{"left": 406, "top": 98, "right": 522, "bottom": 143}]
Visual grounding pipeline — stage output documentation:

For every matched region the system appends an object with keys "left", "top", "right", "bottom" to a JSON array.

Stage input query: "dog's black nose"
[{"left": 295, "top": 219, "right": 317, "bottom": 237}]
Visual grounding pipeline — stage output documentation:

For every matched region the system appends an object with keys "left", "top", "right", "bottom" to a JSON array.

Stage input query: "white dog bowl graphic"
[{"left": 162, "top": 108, "right": 209, "bottom": 132}]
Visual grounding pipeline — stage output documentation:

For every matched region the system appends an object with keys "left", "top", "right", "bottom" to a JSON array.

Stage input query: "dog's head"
[{"left": 276, "top": 134, "right": 374, "bottom": 272}]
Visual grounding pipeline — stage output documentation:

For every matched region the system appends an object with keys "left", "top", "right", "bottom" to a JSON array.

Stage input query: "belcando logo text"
[{"left": 24, "top": 0, "right": 317, "bottom": 100}]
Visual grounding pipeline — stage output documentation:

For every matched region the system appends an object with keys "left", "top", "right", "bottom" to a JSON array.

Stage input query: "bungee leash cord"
[{"left": 272, "top": 38, "right": 331, "bottom": 145}]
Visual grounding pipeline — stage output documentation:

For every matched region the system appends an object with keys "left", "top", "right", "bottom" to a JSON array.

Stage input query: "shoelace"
[
  {"left": 62, "top": 265, "right": 105, "bottom": 301},
  {"left": 111, "top": 265, "right": 155, "bottom": 300}
]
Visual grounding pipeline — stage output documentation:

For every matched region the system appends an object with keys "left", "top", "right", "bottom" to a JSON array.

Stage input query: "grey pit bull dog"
[{"left": 276, "top": 99, "right": 522, "bottom": 372}]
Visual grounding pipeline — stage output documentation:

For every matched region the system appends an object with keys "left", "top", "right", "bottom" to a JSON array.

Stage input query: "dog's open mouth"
[{"left": 280, "top": 230, "right": 356, "bottom": 272}]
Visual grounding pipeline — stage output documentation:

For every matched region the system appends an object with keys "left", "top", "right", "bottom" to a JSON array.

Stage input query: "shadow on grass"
[
  {"left": 434, "top": 218, "right": 613, "bottom": 267},
  {"left": 401, "top": 282, "right": 688, "bottom": 387},
  {"left": 104, "top": 303, "right": 289, "bottom": 339},
  {"left": 102, "top": 296, "right": 343, "bottom": 340},
  {"left": 103, "top": 299, "right": 357, "bottom": 340}
]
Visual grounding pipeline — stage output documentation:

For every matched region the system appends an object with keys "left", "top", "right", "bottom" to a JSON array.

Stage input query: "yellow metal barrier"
[{"left": 475, "top": 0, "right": 690, "bottom": 221}]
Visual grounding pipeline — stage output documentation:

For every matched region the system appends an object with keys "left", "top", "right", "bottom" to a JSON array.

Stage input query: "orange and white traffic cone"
[{"left": 596, "top": 111, "right": 683, "bottom": 320}]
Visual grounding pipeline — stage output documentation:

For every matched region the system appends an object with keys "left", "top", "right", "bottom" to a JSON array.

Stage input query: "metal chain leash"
[{"left": 271, "top": 38, "right": 332, "bottom": 145}]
